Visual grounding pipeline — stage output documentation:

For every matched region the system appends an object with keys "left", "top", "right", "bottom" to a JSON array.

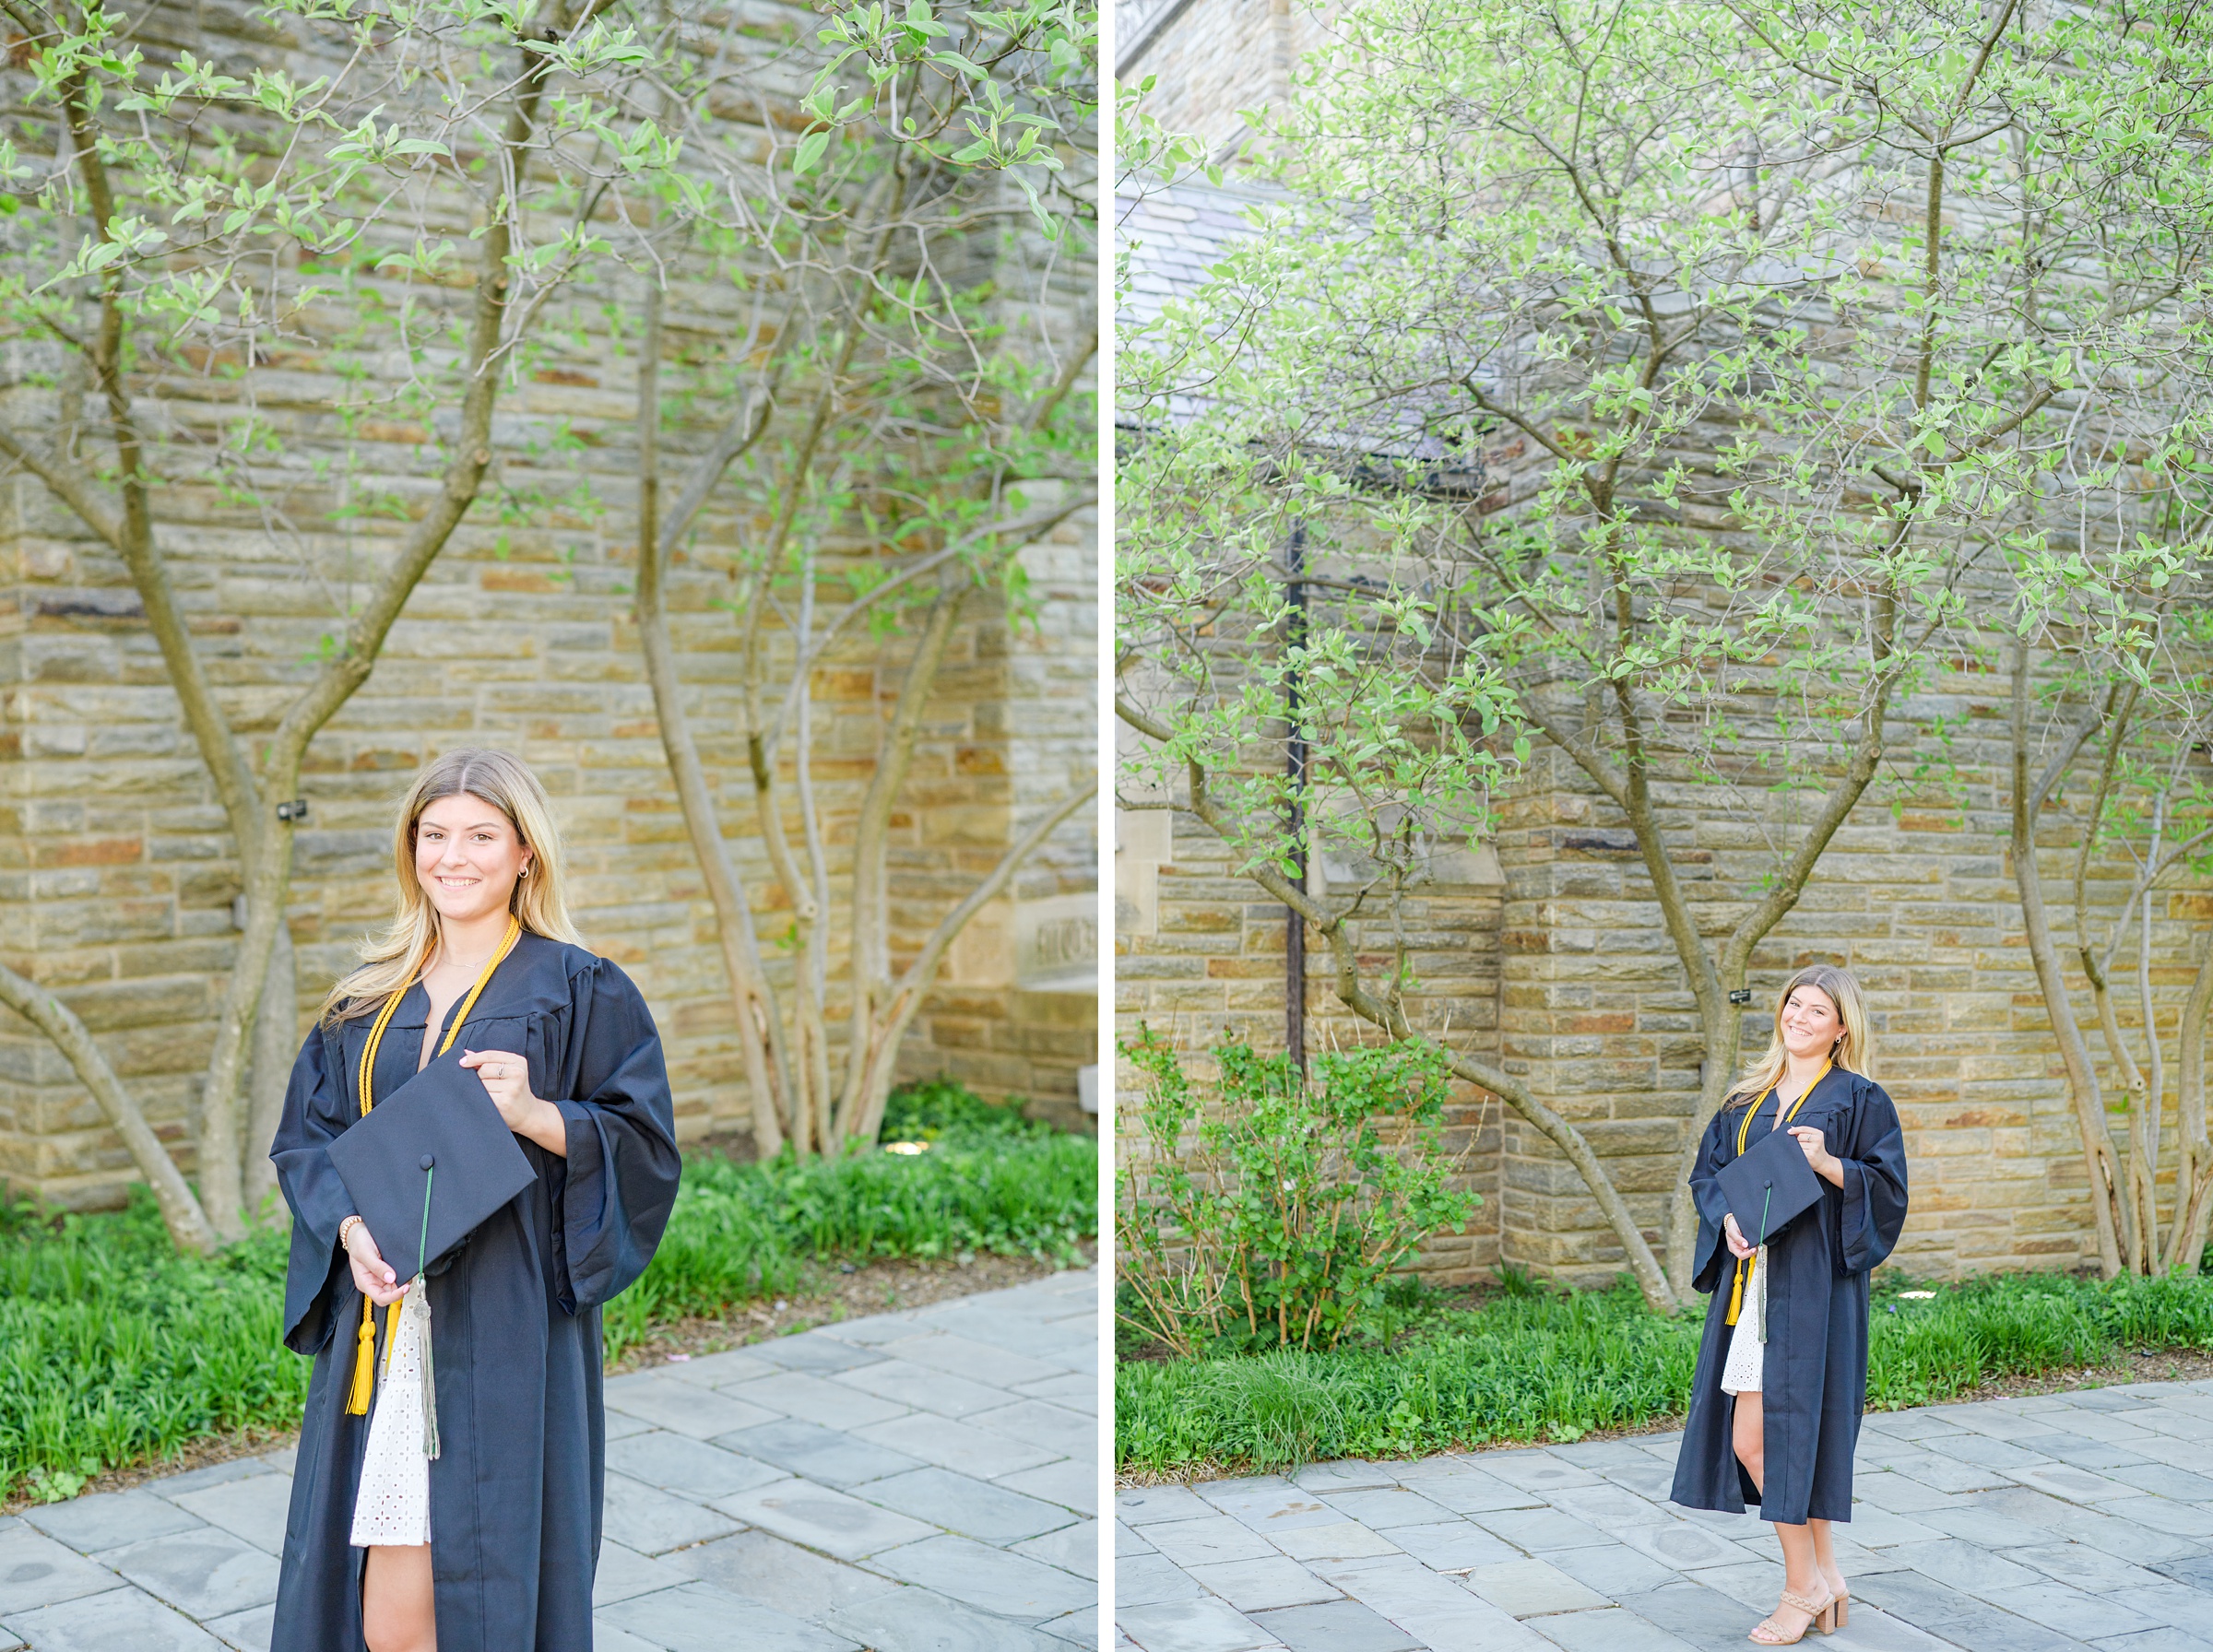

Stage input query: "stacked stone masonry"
[
  {"left": 1118, "top": 719, "right": 2213, "bottom": 1289},
  {"left": 0, "top": 6, "right": 1098, "bottom": 1210}
]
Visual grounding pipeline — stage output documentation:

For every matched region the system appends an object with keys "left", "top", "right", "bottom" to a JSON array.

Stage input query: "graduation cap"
[
  {"left": 326, "top": 1050, "right": 537, "bottom": 1285},
  {"left": 1716, "top": 1121, "right": 1825, "bottom": 1253}
]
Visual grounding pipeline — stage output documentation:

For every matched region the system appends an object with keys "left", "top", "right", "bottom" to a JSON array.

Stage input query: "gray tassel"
[
  {"left": 413, "top": 1162, "right": 441, "bottom": 1459},
  {"left": 410, "top": 1280, "right": 441, "bottom": 1459}
]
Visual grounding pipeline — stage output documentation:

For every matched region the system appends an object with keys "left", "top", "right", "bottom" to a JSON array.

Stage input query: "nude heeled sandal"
[{"left": 1749, "top": 1586, "right": 1837, "bottom": 1645}]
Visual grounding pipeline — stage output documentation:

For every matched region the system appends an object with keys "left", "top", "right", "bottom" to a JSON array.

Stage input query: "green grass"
[
  {"left": 1117, "top": 1268, "right": 2213, "bottom": 1476},
  {"left": 599, "top": 1089, "right": 1097, "bottom": 1357},
  {"left": 0, "top": 1083, "right": 1095, "bottom": 1504},
  {"left": 0, "top": 1201, "right": 302, "bottom": 1504}
]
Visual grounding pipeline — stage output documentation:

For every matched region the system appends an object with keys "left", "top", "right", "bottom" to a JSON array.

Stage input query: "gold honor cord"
[
  {"left": 1723, "top": 1056, "right": 1832, "bottom": 1328},
  {"left": 345, "top": 915, "right": 523, "bottom": 1417}
]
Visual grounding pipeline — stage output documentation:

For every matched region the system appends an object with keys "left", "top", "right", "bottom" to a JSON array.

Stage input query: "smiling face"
[
  {"left": 1778, "top": 983, "right": 1841, "bottom": 1061},
  {"left": 413, "top": 793, "right": 532, "bottom": 931}
]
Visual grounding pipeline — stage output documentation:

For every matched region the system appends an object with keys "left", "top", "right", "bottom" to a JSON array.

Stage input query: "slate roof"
[
  {"left": 1117, "top": 174, "right": 1278, "bottom": 332},
  {"left": 1117, "top": 175, "right": 1278, "bottom": 433},
  {"left": 1117, "top": 175, "right": 1483, "bottom": 485}
]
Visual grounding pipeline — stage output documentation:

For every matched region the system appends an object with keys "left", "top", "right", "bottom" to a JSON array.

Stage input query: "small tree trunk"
[
  {"left": 831, "top": 775, "right": 1096, "bottom": 1147},
  {"left": 241, "top": 919, "right": 298, "bottom": 1223},
  {"left": 2164, "top": 941, "right": 2213, "bottom": 1273},
  {"left": 632, "top": 277, "right": 795, "bottom": 1159},
  {"left": 2009, "top": 647, "right": 2125, "bottom": 1277},
  {"left": 195, "top": 832, "right": 296, "bottom": 1240}
]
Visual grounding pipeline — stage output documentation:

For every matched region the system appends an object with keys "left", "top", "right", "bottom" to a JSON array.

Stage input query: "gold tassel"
[
  {"left": 381, "top": 1300, "right": 402, "bottom": 1375},
  {"left": 347, "top": 1298, "right": 376, "bottom": 1414},
  {"left": 1725, "top": 1254, "right": 1748, "bottom": 1326}
]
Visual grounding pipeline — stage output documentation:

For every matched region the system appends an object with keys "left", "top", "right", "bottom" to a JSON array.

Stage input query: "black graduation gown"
[
  {"left": 1669, "top": 1068, "right": 1908, "bottom": 1527},
  {"left": 268, "top": 931, "right": 681, "bottom": 1651}
]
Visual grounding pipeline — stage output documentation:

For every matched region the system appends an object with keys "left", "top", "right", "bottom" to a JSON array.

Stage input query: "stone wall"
[
  {"left": 1482, "top": 716, "right": 2213, "bottom": 1286},
  {"left": 1117, "top": 702, "right": 2213, "bottom": 1289},
  {"left": 1117, "top": 0, "right": 1331, "bottom": 158},
  {"left": 0, "top": 19, "right": 1099, "bottom": 1208},
  {"left": 2, "top": 494, "right": 1097, "bottom": 1206}
]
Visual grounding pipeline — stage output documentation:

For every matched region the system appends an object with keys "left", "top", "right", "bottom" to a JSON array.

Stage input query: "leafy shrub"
[
  {"left": 1117, "top": 1027, "right": 1479, "bottom": 1356},
  {"left": 881, "top": 1078, "right": 1053, "bottom": 1142}
]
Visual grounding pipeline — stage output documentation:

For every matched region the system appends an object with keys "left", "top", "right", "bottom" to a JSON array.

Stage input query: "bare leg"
[
  {"left": 363, "top": 1545, "right": 436, "bottom": 1652},
  {"left": 1768, "top": 1521, "right": 1828, "bottom": 1636},
  {"left": 1810, "top": 1517, "right": 1845, "bottom": 1604},
  {"left": 1733, "top": 1392, "right": 1830, "bottom": 1644},
  {"left": 1732, "top": 1390, "right": 1764, "bottom": 1493}
]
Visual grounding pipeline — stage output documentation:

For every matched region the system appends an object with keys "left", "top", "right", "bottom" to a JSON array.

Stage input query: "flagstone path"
[
  {"left": 0, "top": 1268, "right": 1099, "bottom": 1652},
  {"left": 1117, "top": 1378, "right": 2213, "bottom": 1652}
]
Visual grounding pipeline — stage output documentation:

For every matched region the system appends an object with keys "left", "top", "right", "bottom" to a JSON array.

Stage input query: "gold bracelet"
[{"left": 337, "top": 1215, "right": 362, "bottom": 1251}]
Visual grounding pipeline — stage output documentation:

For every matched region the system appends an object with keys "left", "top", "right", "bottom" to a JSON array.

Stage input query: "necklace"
[{"left": 430, "top": 933, "right": 503, "bottom": 976}]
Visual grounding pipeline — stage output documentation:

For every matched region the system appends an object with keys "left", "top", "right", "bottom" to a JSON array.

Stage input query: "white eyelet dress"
[
  {"left": 349, "top": 1285, "right": 432, "bottom": 1547},
  {"left": 1720, "top": 1244, "right": 1768, "bottom": 1395}
]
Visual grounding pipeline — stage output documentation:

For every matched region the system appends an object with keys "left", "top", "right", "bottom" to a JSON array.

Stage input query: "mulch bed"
[{"left": 2, "top": 1244, "right": 1095, "bottom": 1518}]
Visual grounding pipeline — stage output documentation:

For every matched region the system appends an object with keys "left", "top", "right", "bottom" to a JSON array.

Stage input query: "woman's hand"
[
  {"left": 1723, "top": 1212, "right": 1756, "bottom": 1260},
  {"left": 460, "top": 1049, "right": 568, "bottom": 1157},
  {"left": 344, "top": 1221, "right": 408, "bottom": 1306},
  {"left": 1789, "top": 1125, "right": 1845, "bottom": 1187}
]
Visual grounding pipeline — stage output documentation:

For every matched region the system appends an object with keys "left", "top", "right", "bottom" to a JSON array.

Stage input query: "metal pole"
[{"left": 1285, "top": 525, "right": 1308, "bottom": 1072}]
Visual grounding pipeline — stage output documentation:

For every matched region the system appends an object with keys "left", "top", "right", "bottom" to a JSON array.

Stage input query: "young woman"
[
  {"left": 1669, "top": 964, "right": 1908, "bottom": 1646},
  {"left": 269, "top": 749, "right": 682, "bottom": 1652}
]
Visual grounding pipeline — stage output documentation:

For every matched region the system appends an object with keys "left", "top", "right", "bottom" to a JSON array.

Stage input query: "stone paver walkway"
[
  {"left": 0, "top": 1268, "right": 1098, "bottom": 1652},
  {"left": 1117, "top": 1378, "right": 2213, "bottom": 1652}
]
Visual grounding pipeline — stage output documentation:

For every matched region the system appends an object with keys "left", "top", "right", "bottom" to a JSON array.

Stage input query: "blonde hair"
[
  {"left": 1724, "top": 963, "right": 1873, "bottom": 1108},
  {"left": 319, "top": 749, "right": 586, "bottom": 1023}
]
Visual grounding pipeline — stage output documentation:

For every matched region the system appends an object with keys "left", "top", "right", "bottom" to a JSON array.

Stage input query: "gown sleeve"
[
  {"left": 547, "top": 956, "right": 681, "bottom": 1314},
  {"left": 1687, "top": 1108, "right": 1736, "bottom": 1294},
  {"left": 269, "top": 1027, "right": 358, "bottom": 1356},
  {"left": 1834, "top": 1079, "right": 1909, "bottom": 1276}
]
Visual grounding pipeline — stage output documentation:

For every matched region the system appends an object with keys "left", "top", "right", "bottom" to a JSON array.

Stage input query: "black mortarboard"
[
  {"left": 1716, "top": 1121, "right": 1826, "bottom": 1250},
  {"left": 325, "top": 1051, "right": 537, "bottom": 1281}
]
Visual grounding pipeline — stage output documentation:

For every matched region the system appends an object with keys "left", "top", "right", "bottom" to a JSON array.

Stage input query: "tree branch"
[
  {"left": 0, "top": 961, "right": 216, "bottom": 1255},
  {"left": 891, "top": 775, "right": 1098, "bottom": 1012}
]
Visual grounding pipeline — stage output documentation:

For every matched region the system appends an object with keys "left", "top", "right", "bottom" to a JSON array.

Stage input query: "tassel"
[
  {"left": 414, "top": 1162, "right": 439, "bottom": 1458},
  {"left": 415, "top": 1283, "right": 441, "bottom": 1460},
  {"left": 1725, "top": 1255, "right": 1746, "bottom": 1326},
  {"left": 1752, "top": 1187, "right": 1770, "bottom": 1345},
  {"left": 380, "top": 1300, "right": 402, "bottom": 1375},
  {"left": 347, "top": 1298, "right": 376, "bottom": 1414}
]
